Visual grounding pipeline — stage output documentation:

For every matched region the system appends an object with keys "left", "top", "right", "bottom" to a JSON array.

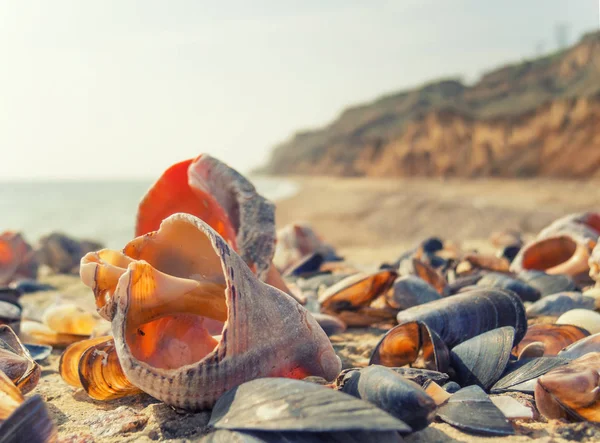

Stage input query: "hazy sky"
[{"left": 1, "top": 1, "right": 598, "bottom": 180}]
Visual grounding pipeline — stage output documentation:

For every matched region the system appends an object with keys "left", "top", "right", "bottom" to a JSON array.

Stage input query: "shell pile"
[{"left": 4, "top": 154, "right": 600, "bottom": 441}]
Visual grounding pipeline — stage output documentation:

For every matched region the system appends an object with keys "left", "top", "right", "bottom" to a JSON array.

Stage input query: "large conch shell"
[
  {"left": 511, "top": 212, "right": 600, "bottom": 277},
  {"left": 0, "top": 232, "right": 38, "bottom": 285},
  {"left": 79, "top": 213, "right": 341, "bottom": 410}
]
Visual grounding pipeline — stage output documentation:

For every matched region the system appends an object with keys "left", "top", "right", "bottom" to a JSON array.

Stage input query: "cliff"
[{"left": 262, "top": 31, "right": 600, "bottom": 178}]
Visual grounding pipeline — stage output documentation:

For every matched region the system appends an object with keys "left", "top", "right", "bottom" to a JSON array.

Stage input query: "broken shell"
[
  {"left": 209, "top": 377, "right": 411, "bottom": 434},
  {"left": 513, "top": 324, "right": 589, "bottom": 358},
  {"left": 491, "top": 357, "right": 570, "bottom": 394},
  {"left": 559, "top": 332, "right": 600, "bottom": 359},
  {"left": 535, "top": 352, "right": 600, "bottom": 422},
  {"left": 526, "top": 292, "right": 596, "bottom": 318},
  {"left": 476, "top": 272, "right": 540, "bottom": 302},
  {"left": 395, "top": 288, "right": 527, "bottom": 348},
  {"left": 437, "top": 385, "right": 514, "bottom": 436},
  {"left": 0, "top": 232, "right": 38, "bottom": 285},
  {"left": 450, "top": 326, "right": 515, "bottom": 390},
  {"left": 517, "top": 270, "right": 577, "bottom": 297},
  {"left": 273, "top": 223, "right": 340, "bottom": 274},
  {"left": 80, "top": 213, "right": 340, "bottom": 410},
  {"left": 369, "top": 321, "right": 450, "bottom": 372},
  {"left": 490, "top": 396, "right": 534, "bottom": 420},
  {"left": 387, "top": 275, "right": 441, "bottom": 310},
  {"left": 556, "top": 309, "right": 600, "bottom": 334},
  {"left": 337, "top": 365, "right": 436, "bottom": 431},
  {"left": 0, "top": 325, "right": 40, "bottom": 394},
  {"left": 319, "top": 270, "right": 398, "bottom": 313},
  {"left": 423, "top": 380, "right": 452, "bottom": 406},
  {"left": 0, "top": 371, "right": 57, "bottom": 442}
]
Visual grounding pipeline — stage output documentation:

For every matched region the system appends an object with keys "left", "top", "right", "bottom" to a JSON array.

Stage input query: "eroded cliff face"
[{"left": 263, "top": 32, "right": 600, "bottom": 178}]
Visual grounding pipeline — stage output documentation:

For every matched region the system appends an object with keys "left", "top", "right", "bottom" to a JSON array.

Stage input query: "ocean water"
[{"left": 0, "top": 177, "right": 297, "bottom": 249}]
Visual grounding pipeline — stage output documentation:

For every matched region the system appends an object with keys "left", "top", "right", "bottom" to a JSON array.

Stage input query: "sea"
[{"left": 0, "top": 177, "right": 298, "bottom": 249}]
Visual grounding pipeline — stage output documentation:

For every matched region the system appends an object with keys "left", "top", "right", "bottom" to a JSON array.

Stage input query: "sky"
[{"left": 0, "top": 0, "right": 598, "bottom": 180}]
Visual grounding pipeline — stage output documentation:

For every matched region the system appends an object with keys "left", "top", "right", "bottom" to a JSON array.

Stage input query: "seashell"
[
  {"left": 36, "top": 232, "right": 101, "bottom": 274},
  {"left": 387, "top": 367, "right": 449, "bottom": 387},
  {"left": 450, "top": 326, "right": 515, "bottom": 390},
  {"left": 273, "top": 223, "right": 340, "bottom": 275},
  {"left": 0, "top": 231, "right": 38, "bottom": 285},
  {"left": 393, "top": 288, "right": 527, "bottom": 349},
  {"left": 556, "top": 309, "right": 600, "bottom": 334},
  {"left": 0, "top": 371, "right": 57, "bottom": 442},
  {"left": 513, "top": 324, "right": 589, "bottom": 359},
  {"left": 369, "top": 321, "right": 450, "bottom": 372},
  {"left": 436, "top": 385, "right": 514, "bottom": 436},
  {"left": 423, "top": 380, "right": 452, "bottom": 406},
  {"left": 60, "top": 336, "right": 142, "bottom": 401},
  {"left": 590, "top": 241, "right": 600, "bottom": 286},
  {"left": 476, "top": 272, "right": 540, "bottom": 302},
  {"left": 23, "top": 344, "right": 52, "bottom": 362},
  {"left": 535, "top": 352, "right": 600, "bottom": 422},
  {"left": 442, "top": 273, "right": 484, "bottom": 296},
  {"left": 526, "top": 292, "right": 596, "bottom": 318},
  {"left": 42, "top": 303, "right": 97, "bottom": 336},
  {"left": 0, "top": 296, "right": 22, "bottom": 335},
  {"left": 458, "top": 253, "right": 510, "bottom": 274},
  {"left": 387, "top": 276, "right": 441, "bottom": 310},
  {"left": 319, "top": 270, "right": 398, "bottom": 326},
  {"left": 20, "top": 321, "right": 90, "bottom": 348},
  {"left": 79, "top": 213, "right": 341, "bottom": 410},
  {"left": 282, "top": 253, "right": 324, "bottom": 278},
  {"left": 0, "top": 325, "right": 40, "bottom": 394},
  {"left": 517, "top": 270, "right": 577, "bottom": 297},
  {"left": 491, "top": 357, "right": 570, "bottom": 394},
  {"left": 337, "top": 365, "right": 436, "bottom": 431},
  {"left": 538, "top": 212, "right": 600, "bottom": 242},
  {"left": 198, "top": 429, "right": 403, "bottom": 443},
  {"left": 559, "top": 332, "right": 600, "bottom": 359},
  {"left": 135, "top": 153, "right": 287, "bottom": 299},
  {"left": 497, "top": 244, "right": 522, "bottom": 263},
  {"left": 489, "top": 396, "right": 534, "bottom": 420},
  {"left": 8, "top": 279, "right": 55, "bottom": 294},
  {"left": 208, "top": 377, "right": 412, "bottom": 434},
  {"left": 412, "top": 258, "right": 447, "bottom": 294},
  {"left": 443, "top": 381, "right": 462, "bottom": 393},
  {"left": 310, "top": 313, "right": 346, "bottom": 336}
]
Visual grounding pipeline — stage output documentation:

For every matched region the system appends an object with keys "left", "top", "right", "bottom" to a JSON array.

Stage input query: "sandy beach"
[{"left": 275, "top": 176, "right": 600, "bottom": 266}]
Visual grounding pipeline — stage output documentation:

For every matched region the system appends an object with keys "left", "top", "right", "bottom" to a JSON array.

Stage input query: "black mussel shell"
[
  {"left": 310, "top": 313, "right": 346, "bottom": 336},
  {"left": 0, "top": 395, "right": 57, "bottom": 443},
  {"left": 283, "top": 253, "right": 324, "bottom": 278},
  {"left": 443, "top": 273, "right": 484, "bottom": 296},
  {"left": 422, "top": 237, "right": 444, "bottom": 255},
  {"left": 8, "top": 280, "right": 56, "bottom": 294},
  {"left": 437, "top": 385, "right": 514, "bottom": 436},
  {"left": 497, "top": 244, "right": 521, "bottom": 263},
  {"left": 209, "top": 378, "right": 411, "bottom": 434},
  {"left": 517, "top": 271, "right": 577, "bottom": 297},
  {"left": 0, "top": 296, "right": 22, "bottom": 335},
  {"left": 450, "top": 327, "right": 515, "bottom": 390},
  {"left": 443, "top": 382, "right": 461, "bottom": 393},
  {"left": 395, "top": 288, "right": 527, "bottom": 348},
  {"left": 389, "top": 368, "right": 449, "bottom": 386},
  {"left": 388, "top": 276, "right": 441, "bottom": 310},
  {"left": 490, "top": 357, "right": 570, "bottom": 394},
  {"left": 338, "top": 365, "right": 436, "bottom": 431},
  {"left": 526, "top": 292, "right": 594, "bottom": 318},
  {"left": 199, "top": 430, "right": 403, "bottom": 443},
  {"left": 476, "top": 273, "right": 540, "bottom": 302},
  {"left": 0, "top": 288, "right": 21, "bottom": 304}
]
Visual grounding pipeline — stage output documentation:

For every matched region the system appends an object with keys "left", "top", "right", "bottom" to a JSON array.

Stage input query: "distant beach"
[{"left": 0, "top": 176, "right": 298, "bottom": 248}]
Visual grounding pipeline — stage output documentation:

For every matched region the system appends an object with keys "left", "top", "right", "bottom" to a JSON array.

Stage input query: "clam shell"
[
  {"left": 559, "top": 332, "right": 600, "bottom": 359},
  {"left": 450, "top": 326, "right": 515, "bottom": 390},
  {"left": 209, "top": 377, "right": 411, "bottom": 434},
  {"left": 81, "top": 213, "right": 341, "bottom": 410},
  {"left": 526, "top": 292, "right": 596, "bottom": 318},
  {"left": 517, "top": 270, "right": 576, "bottom": 297},
  {"left": 387, "top": 275, "right": 441, "bottom": 310},
  {"left": 491, "top": 357, "right": 570, "bottom": 394},
  {"left": 476, "top": 273, "right": 540, "bottom": 302},
  {"left": 513, "top": 324, "right": 589, "bottom": 358},
  {"left": 437, "top": 385, "right": 514, "bottom": 436},
  {"left": 199, "top": 429, "right": 403, "bottom": 443},
  {"left": 395, "top": 288, "right": 527, "bottom": 348},
  {"left": 337, "top": 365, "right": 436, "bottom": 431},
  {"left": 556, "top": 309, "right": 600, "bottom": 334},
  {"left": 369, "top": 321, "right": 450, "bottom": 372}
]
